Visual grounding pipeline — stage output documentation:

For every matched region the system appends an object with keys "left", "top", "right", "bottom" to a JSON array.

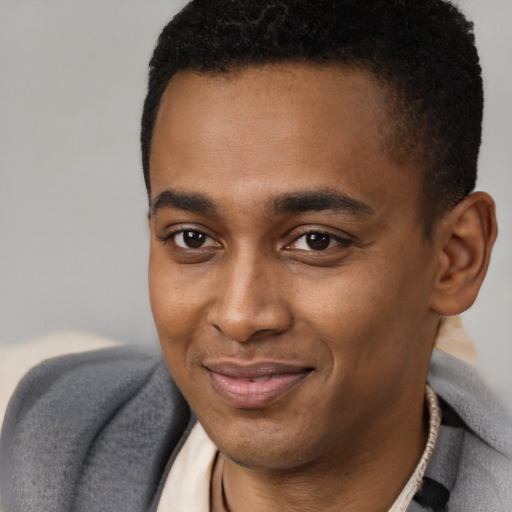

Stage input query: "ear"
[{"left": 429, "top": 192, "right": 497, "bottom": 316}]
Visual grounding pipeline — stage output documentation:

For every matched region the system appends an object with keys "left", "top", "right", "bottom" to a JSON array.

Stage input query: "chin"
[
  {"left": 224, "top": 442, "right": 312, "bottom": 471},
  {"left": 202, "top": 416, "right": 322, "bottom": 471}
]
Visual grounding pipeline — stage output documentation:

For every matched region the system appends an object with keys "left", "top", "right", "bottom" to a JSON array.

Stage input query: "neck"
[{"left": 221, "top": 391, "right": 428, "bottom": 512}]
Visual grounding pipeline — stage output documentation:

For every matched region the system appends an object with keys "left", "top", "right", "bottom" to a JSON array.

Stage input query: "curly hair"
[{"left": 141, "top": 0, "right": 483, "bottom": 232}]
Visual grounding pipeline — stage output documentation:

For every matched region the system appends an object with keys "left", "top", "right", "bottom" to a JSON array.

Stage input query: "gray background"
[{"left": 1, "top": 1, "right": 511, "bottom": 407}]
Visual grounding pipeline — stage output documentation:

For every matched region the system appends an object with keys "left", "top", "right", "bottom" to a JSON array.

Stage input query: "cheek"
[
  {"left": 148, "top": 256, "right": 208, "bottom": 401},
  {"left": 148, "top": 248, "right": 207, "bottom": 350},
  {"left": 291, "top": 266, "right": 391, "bottom": 335},
  {"left": 292, "top": 246, "right": 433, "bottom": 357}
]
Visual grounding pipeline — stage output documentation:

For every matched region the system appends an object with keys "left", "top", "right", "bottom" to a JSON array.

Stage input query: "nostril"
[
  {"left": 207, "top": 275, "right": 293, "bottom": 342},
  {"left": 210, "top": 317, "right": 291, "bottom": 344}
]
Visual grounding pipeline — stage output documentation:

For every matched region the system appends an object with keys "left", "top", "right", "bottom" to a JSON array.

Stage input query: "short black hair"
[{"left": 141, "top": 0, "right": 483, "bottom": 232}]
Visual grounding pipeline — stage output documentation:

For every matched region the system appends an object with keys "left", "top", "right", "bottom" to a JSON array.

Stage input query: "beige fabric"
[
  {"left": 434, "top": 316, "right": 478, "bottom": 365},
  {"left": 157, "top": 422, "right": 217, "bottom": 512}
]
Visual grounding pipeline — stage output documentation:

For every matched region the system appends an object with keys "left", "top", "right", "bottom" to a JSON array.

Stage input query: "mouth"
[{"left": 205, "top": 361, "right": 314, "bottom": 409}]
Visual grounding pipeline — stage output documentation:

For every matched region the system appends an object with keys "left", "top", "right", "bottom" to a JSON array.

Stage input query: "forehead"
[{"left": 149, "top": 64, "right": 421, "bottom": 221}]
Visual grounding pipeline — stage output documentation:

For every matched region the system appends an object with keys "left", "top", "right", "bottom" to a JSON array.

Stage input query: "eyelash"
[
  {"left": 157, "top": 228, "right": 216, "bottom": 247},
  {"left": 157, "top": 226, "right": 353, "bottom": 253},
  {"left": 289, "top": 230, "right": 353, "bottom": 252}
]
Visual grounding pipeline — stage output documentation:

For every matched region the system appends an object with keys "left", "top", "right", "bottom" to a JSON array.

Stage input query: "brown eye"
[
  {"left": 305, "top": 233, "right": 331, "bottom": 250},
  {"left": 289, "top": 231, "right": 352, "bottom": 252},
  {"left": 173, "top": 230, "right": 217, "bottom": 249}
]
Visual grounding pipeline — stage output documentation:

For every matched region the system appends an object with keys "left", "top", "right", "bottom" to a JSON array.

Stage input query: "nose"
[{"left": 207, "top": 251, "right": 293, "bottom": 343}]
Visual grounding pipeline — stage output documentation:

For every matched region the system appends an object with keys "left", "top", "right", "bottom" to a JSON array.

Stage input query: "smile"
[{"left": 205, "top": 362, "right": 313, "bottom": 409}]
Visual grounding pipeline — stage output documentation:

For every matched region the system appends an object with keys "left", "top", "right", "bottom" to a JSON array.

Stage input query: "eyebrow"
[
  {"left": 267, "top": 189, "right": 374, "bottom": 217},
  {"left": 151, "top": 188, "right": 374, "bottom": 218},
  {"left": 151, "top": 189, "right": 216, "bottom": 216}
]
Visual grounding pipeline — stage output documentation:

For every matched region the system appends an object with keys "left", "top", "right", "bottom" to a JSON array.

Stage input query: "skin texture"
[{"left": 148, "top": 64, "right": 496, "bottom": 512}]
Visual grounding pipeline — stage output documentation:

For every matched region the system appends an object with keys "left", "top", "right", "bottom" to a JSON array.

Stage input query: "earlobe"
[{"left": 429, "top": 192, "right": 497, "bottom": 316}]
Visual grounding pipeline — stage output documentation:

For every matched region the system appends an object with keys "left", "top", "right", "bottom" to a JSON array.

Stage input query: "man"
[{"left": 1, "top": 1, "right": 511, "bottom": 511}]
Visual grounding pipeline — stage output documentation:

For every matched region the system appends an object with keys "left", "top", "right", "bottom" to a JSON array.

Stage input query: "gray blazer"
[{"left": 1, "top": 347, "right": 511, "bottom": 511}]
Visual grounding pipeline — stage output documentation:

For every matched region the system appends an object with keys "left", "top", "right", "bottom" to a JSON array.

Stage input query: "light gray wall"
[
  {"left": 455, "top": 0, "right": 512, "bottom": 407},
  {"left": 1, "top": 1, "right": 511, "bottom": 405}
]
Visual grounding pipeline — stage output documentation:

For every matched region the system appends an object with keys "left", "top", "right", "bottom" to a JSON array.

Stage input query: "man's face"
[{"left": 148, "top": 64, "right": 439, "bottom": 470}]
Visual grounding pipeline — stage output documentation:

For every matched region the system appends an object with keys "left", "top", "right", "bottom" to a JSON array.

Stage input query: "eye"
[
  {"left": 290, "top": 231, "right": 351, "bottom": 251},
  {"left": 172, "top": 229, "right": 218, "bottom": 249}
]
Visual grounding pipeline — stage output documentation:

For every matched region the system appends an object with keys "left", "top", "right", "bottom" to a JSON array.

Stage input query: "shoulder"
[
  {"left": 0, "top": 346, "right": 191, "bottom": 512},
  {"left": 428, "top": 348, "right": 512, "bottom": 456},
  {"left": 426, "top": 349, "right": 512, "bottom": 511}
]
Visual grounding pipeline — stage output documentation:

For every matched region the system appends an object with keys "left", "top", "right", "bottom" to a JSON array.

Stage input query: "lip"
[{"left": 205, "top": 361, "right": 313, "bottom": 409}]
